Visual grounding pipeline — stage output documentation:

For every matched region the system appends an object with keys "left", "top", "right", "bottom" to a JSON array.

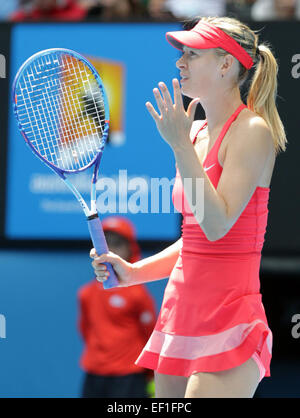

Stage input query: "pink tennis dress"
[{"left": 136, "top": 104, "right": 272, "bottom": 377}]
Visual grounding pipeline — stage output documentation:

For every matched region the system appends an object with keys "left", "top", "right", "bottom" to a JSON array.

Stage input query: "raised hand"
[{"left": 146, "top": 78, "right": 199, "bottom": 151}]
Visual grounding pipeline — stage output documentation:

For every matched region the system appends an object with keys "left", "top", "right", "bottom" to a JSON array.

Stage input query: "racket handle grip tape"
[{"left": 87, "top": 214, "right": 119, "bottom": 289}]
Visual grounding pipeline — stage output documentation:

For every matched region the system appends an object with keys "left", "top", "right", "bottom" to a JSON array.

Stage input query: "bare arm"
[
  {"left": 91, "top": 238, "right": 181, "bottom": 287},
  {"left": 131, "top": 238, "right": 181, "bottom": 285}
]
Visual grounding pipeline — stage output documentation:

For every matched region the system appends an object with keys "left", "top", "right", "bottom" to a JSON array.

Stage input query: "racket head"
[{"left": 12, "top": 48, "right": 110, "bottom": 176}]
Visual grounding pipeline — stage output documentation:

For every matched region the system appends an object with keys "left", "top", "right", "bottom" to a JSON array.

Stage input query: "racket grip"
[{"left": 87, "top": 214, "right": 119, "bottom": 289}]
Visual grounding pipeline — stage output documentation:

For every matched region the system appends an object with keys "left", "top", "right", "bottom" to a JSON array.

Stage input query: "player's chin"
[{"left": 180, "top": 84, "right": 201, "bottom": 100}]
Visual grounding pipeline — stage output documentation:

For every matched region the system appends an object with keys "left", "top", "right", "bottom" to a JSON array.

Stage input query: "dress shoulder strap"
[
  {"left": 204, "top": 103, "right": 247, "bottom": 164},
  {"left": 214, "top": 103, "right": 247, "bottom": 149},
  {"left": 192, "top": 120, "right": 208, "bottom": 144}
]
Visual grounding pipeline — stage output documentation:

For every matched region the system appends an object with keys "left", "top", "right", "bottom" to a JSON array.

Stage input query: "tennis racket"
[{"left": 12, "top": 48, "right": 119, "bottom": 289}]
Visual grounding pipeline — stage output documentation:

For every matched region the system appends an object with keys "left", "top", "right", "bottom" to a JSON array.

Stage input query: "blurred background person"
[
  {"left": 226, "top": 0, "right": 257, "bottom": 20},
  {"left": 148, "top": 0, "right": 226, "bottom": 20},
  {"left": 80, "top": 0, "right": 148, "bottom": 20},
  {"left": 78, "top": 216, "right": 156, "bottom": 398},
  {"left": 251, "top": 0, "right": 300, "bottom": 20},
  {"left": 10, "top": 0, "right": 87, "bottom": 21}
]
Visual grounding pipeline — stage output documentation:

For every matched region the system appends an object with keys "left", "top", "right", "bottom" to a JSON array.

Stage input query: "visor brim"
[{"left": 166, "top": 31, "right": 217, "bottom": 51}]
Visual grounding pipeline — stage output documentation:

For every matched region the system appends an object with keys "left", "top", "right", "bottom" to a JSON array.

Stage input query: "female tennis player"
[{"left": 91, "top": 16, "right": 287, "bottom": 398}]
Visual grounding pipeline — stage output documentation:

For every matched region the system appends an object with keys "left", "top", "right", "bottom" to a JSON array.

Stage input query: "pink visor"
[{"left": 166, "top": 21, "right": 254, "bottom": 70}]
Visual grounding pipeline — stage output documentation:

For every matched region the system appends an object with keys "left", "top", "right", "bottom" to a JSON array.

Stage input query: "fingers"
[
  {"left": 145, "top": 101, "right": 160, "bottom": 122},
  {"left": 93, "top": 263, "right": 110, "bottom": 283},
  {"left": 146, "top": 80, "right": 194, "bottom": 140},
  {"left": 146, "top": 82, "right": 175, "bottom": 121},
  {"left": 158, "top": 82, "right": 173, "bottom": 109},
  {"left": 90, "top": 248, "right": 98, "bottom": 259},
  {"left": 91, "top": 251, "right": 120, "bottom": 283},
  {"left": 92, "top": 251, "right": 117, "bottom": 266},
  {"left": 172, "top": 78, "right": 184, "bottom": 109},
  {"left": 92, "top": 254, "right": 111, "bottom": 283},
  {"left": 153, "top": 87, "right": 166, "bottom": 116}
]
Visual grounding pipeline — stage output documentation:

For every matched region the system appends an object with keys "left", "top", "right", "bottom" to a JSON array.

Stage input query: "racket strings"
[
  {"left": 60, "top": 55, "right": 106, "bottom": 155},
  {"left": 15, "top": 52, "right": 107, "bottom": 171},
  {"left": 54, "top": 54, "right": 106, "bottom": 168},
  {"left": 59, "top": 58, "right": 103, "bottom": 165}
]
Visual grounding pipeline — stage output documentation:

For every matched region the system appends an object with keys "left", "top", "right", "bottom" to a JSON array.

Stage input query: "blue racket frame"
[{"left": 12, "top": 48, "right": 119, "bottom": 289}]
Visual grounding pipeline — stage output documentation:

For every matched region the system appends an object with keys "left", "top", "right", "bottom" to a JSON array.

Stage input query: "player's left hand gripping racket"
[{"left": 12, "top": 48, "right": 119, "bottom": 289}]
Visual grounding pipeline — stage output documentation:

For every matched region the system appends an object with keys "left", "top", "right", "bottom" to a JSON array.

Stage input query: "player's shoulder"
[
  {"left": 230, "top": 109, "right": 274, "bottom": 154},
  {"left": 234, "top": 109, "right": 271, "bottom": 137}
]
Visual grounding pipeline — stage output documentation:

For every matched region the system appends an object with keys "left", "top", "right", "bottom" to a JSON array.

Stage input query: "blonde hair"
[{"left": 197, "top": 16, "right": 287, "bottom": 155}]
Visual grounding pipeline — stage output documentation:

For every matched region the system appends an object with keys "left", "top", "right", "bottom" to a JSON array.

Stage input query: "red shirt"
[
  {"left": 10, "top": 0, "right": 86, "bottom": 21},
  {"left": 78, "top": 281, "right": 156, "bottom": 376}
]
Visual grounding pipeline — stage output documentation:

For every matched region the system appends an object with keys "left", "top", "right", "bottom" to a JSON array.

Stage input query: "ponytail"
[{"left": 247, "top": 44, "right": 287, "bottom": 154}]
